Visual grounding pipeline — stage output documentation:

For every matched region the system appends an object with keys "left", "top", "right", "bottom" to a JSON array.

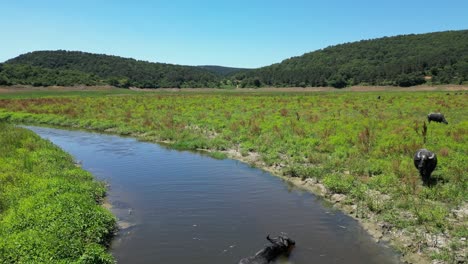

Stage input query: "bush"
[
  {"left": 327, "top": 75, "right": 347, "bottom": 88},
  {"left": 395, "top": 73, "right": 426, "bottom": 87},
  {"left": 323, "top": 173, "right": 355, "bottom": 194}
]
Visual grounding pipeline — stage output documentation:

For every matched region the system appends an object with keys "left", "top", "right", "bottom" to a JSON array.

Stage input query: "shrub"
[
  {"left": 395, "top": 73, "right": 426, "bottom": 87},
  {"left": 323, "top": 173, "right": 355, "bottom": 194}
]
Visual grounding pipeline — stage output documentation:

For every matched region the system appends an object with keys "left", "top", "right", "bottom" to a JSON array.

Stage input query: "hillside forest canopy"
[{"left": 0, "top": 30, "right": 467, "bottom": 88}]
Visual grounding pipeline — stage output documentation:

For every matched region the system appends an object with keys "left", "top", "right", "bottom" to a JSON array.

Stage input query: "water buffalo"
[
  {"left": 239, "top": 235, "right": 295, "bottom": 264},
  {"left": 427, "top": 113, "right": 448, "bottom": 124},
  {"left": 414, "top": 149, "right": 437, "bottom": 185}
]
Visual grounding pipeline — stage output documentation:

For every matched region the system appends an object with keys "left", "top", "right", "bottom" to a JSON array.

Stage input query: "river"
[{"left": 25, "top": 126, "right": 400, "bottom": 264}]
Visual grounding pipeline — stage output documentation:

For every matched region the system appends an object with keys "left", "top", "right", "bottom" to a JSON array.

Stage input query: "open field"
[
  {"left": 0, "top": 85, "right": 135, "bottom": 99},
  {"left": 1, "top": 84, "right": 468, "bottom": 95},
  {"left": 0, "top": 89, "right": 466, "bottom": 263},
  {"left": 0, "top": 124, "right": 116, "bottom": 263}
]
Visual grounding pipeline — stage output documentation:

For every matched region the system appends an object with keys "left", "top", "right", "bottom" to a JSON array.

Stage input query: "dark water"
[{"left": 26, "top": 126, "right": 400, "bottom": 264}]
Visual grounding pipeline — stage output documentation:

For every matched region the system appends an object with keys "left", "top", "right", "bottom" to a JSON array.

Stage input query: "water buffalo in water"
[
  {"left": 427, "top": 113, "right": 448, "bottom": 124},
  {"left": 414, "top": 149, "right": 437, "bottom": 185},
  {"left": 239, "top": 235, "right": 295, "bottom": 264}
]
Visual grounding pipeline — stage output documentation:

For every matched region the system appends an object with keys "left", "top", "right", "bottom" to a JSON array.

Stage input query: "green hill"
[
  {"left": 233, "top": 30, "right": 468, "bottom": 88},
  {"left": 2, "top": 51, "right": 221, "bottom": 88},
  {"left": 1, "top": 30, "right": 467, "bottom": 88}
]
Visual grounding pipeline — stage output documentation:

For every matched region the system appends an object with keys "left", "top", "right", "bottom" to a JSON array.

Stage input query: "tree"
[
  {"left": 0, "top": 75, "right": 10, "bottom": 85},
  {"left": 395, "top": 73, "right": 425, "bottom": 87},
  {"left": 327, "top": 74, "right": 347, "bottom": 88}
]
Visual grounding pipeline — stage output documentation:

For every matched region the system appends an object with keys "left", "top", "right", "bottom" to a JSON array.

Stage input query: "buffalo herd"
[
  {"left": 239, "top": 108, "right": 450, "bottom": 262},
  {"left": 412, "top": 112, "right": 449, "bottom": 185}
]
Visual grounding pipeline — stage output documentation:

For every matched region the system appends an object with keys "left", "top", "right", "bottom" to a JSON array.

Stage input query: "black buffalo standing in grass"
[
  {"left": 414, "top": 149, "right": 437, "bottom": 185},
  {"left": 427, "top": 113, "right": 448, "bottom": 124},
  {"left": 239, "top": 235, "right": 295, "bottom": 264}
]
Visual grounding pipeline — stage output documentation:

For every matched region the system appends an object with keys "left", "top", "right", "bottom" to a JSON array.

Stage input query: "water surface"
[{"left": 26, "top": 126, "right": 400, "bottom": 264}]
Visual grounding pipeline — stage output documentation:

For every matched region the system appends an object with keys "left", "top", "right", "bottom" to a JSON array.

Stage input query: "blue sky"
[{"left": 0, "top": 0, "right": 467, "bottom": 68}]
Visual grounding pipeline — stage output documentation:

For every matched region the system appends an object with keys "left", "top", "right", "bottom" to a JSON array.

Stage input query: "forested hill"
[
  {"left": 1, "top": 30, "right": 467, "bottom": 88},
  {"left": 233, "top": 30, "right": 468, "bottom": 88},
  {"left": 197, "top": 65, "right": 247, "bottom": 76},
  {"left": 1, "top": 51, "right": 222, "bottom": 88}
]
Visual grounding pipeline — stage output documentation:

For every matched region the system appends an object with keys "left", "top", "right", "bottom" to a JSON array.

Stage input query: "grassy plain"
[
  {"left": 0, "top": 124, "right": 116, "bottom": 263},
  {"left": 0, "top": 88, "right": 466, "bottom": 263}
]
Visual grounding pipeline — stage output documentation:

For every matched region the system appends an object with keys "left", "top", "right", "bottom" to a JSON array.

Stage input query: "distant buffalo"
[
  {"left": 427, "top": 113, "right": 448, "bottom": 124},
  {"left": 414, "top": 149, "right": 437, "bottom": 185},
  {"left": 239, "top": 235, "right": 295, "bottom": 264}
]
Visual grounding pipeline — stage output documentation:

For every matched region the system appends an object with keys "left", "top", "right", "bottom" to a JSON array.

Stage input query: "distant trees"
[
  {"left": 108, "top": 77, "right": 131, "bottom": 88},
  {"left": 327, "top": 74, "right": 347, "bottom": 88},
  {"left": 0, "top": 63, "right": 100, "bottom": 86},
  {"left": 4, "top": 51, "right": 223, "bottom": 88},
  {"left": 232, "top": 30, "right": 468, "bottom": 88},
  {"left": 0, "top": 64, "right": 9, "bottom": 85},
  {"left": 394, "top": 73, "right": 426, "bottom": 87},
  {"left": 2, "top": 30, "right": 467, "bottom": 88}
]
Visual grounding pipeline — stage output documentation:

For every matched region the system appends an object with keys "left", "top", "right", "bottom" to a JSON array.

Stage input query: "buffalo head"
[
  {"left": 266, "top": 234, "right": 295, "bottom": 251},
  {"left": 239, "top": 235, "right": 296, "bottom": 264},
  {"left": 413, "top": 149, "right": 437, "bottom": 185}
]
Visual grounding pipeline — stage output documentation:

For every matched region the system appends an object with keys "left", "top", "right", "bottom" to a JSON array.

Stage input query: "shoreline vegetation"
[
  {"left": 0, "top": 123, "right": 116, "bottom": 263},
  {"left": 0, "top": 88, "right": 466, "bottom": 263}
]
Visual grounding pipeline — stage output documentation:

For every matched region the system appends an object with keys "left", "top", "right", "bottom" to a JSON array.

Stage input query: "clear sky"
[{"left": 0, "top": 0, "right": 467, "bottom": 68}]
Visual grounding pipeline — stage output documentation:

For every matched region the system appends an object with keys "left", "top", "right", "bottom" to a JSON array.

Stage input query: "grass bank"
[
  {"left": 0, "top": 123, "right": 116, "bottom": 263},
  {"left": 0, "top": 90, "right": 466, "bottom": 263}
]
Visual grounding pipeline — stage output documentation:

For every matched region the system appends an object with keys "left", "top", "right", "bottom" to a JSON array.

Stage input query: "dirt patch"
[
  {"left": 2, "top": 84, "right": 467, "bottom": 94},
  {"left": 130, "top": 85, "right": 468, "bottom": 93},
  {"left": 0, "top": 85, "right": 118, "bottom": 93}
]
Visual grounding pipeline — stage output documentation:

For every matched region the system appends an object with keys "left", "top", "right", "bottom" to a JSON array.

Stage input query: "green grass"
[
  {"left": 0, "top": 123, "right": 116, "bottom": 263},
  {"left": 0, "top": 90, "right": 466, "bottom": 261}
]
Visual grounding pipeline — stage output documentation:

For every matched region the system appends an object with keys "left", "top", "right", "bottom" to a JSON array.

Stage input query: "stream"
[{"left": 25, "top": 126, "right": 400, "bottom": 264}]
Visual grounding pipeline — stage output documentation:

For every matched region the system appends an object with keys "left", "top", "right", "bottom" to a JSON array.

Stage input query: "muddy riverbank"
[{"left": 216, "top": 147, "right": 467, "bottom": 264}]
